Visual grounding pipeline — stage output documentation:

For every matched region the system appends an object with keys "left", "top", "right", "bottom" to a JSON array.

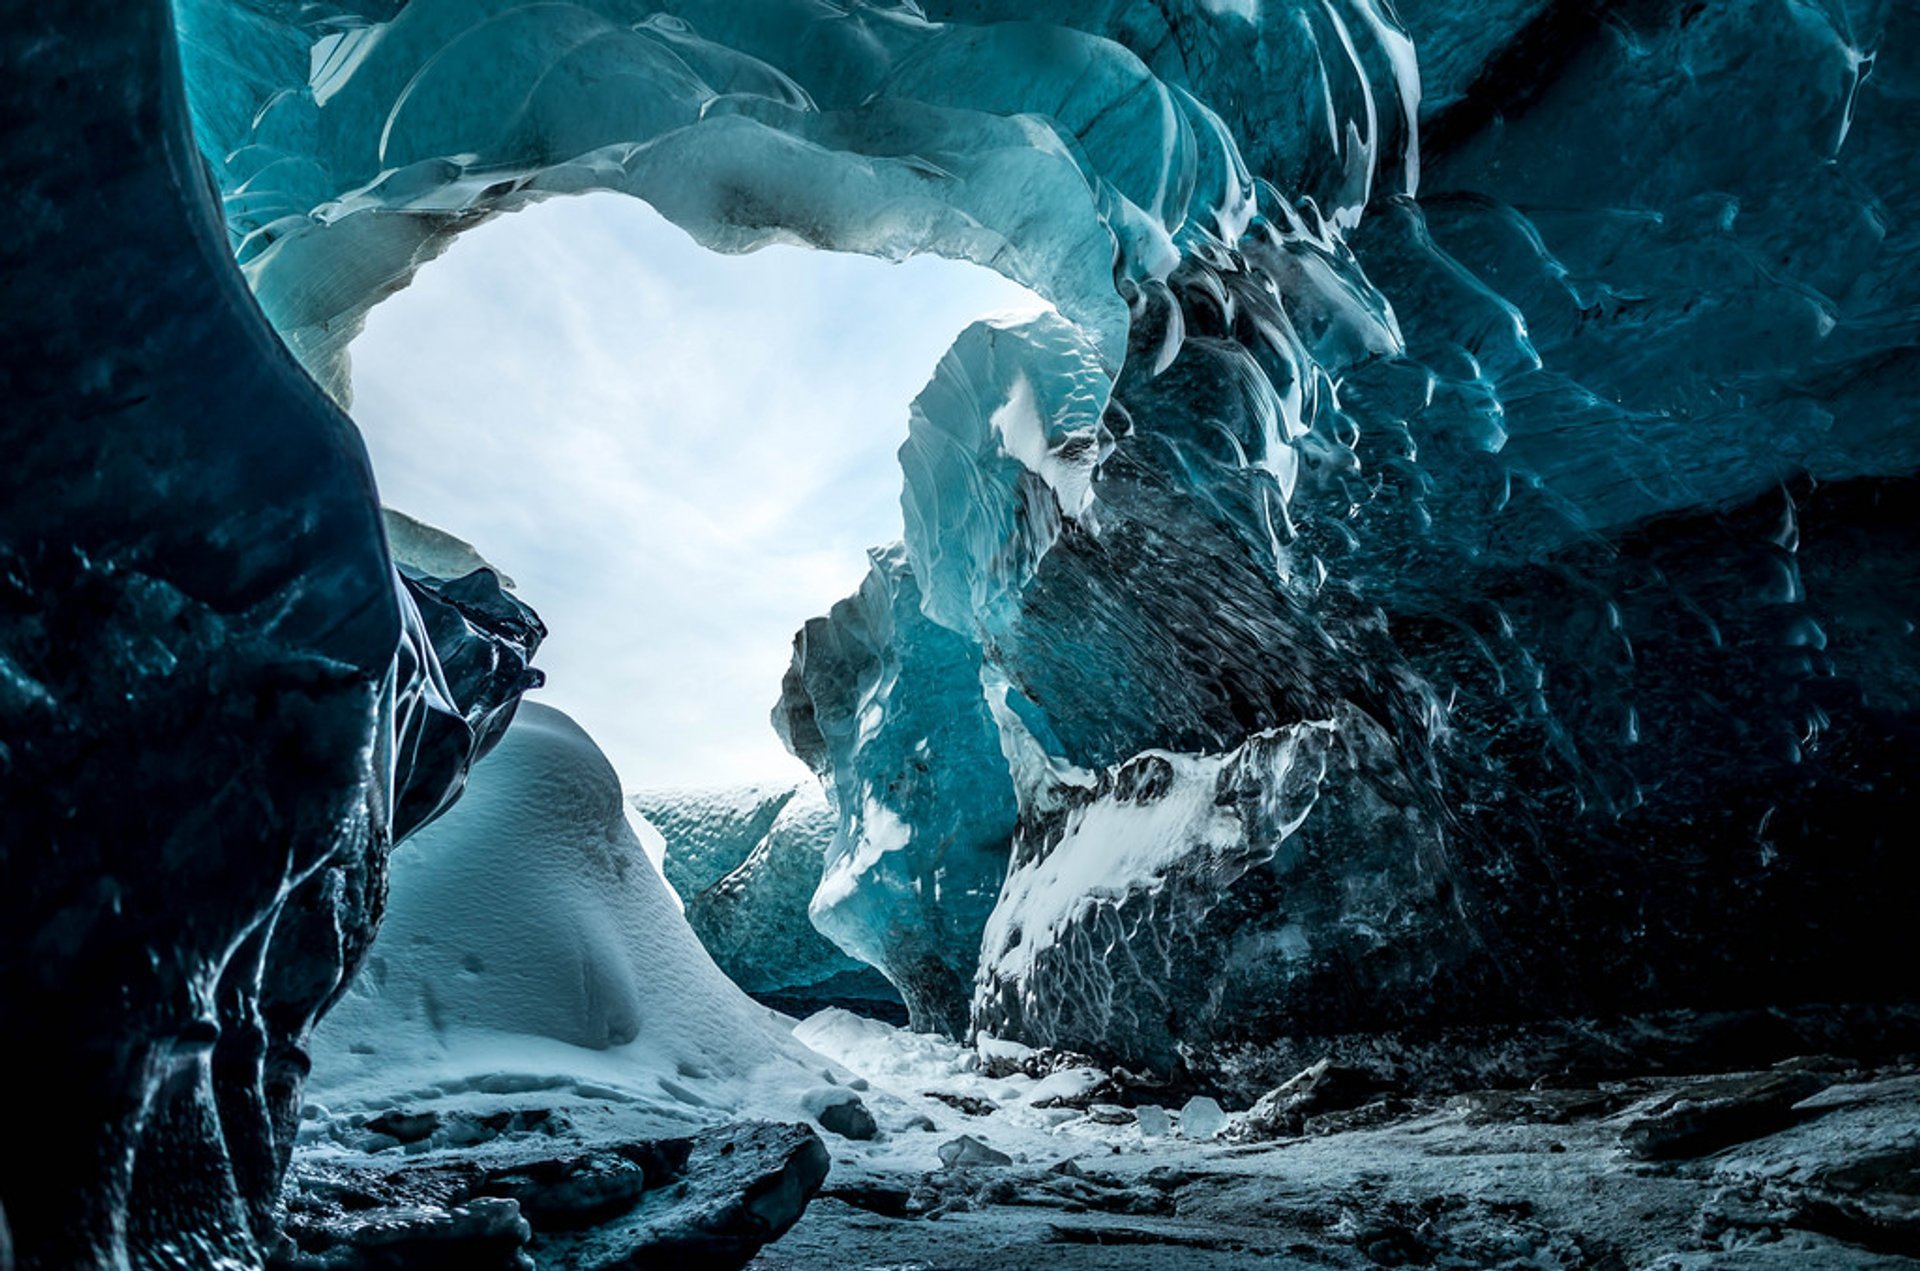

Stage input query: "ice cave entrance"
[{"left": 348, "top": 192, "right": 1047, "bottom": 791}]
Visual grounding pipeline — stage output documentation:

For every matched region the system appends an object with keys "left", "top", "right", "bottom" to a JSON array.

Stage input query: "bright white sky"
[{"left": 349, "top": 192, "right": 1043, "bottom": 790}]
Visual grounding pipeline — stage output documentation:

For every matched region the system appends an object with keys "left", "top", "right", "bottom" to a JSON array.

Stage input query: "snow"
[
  {"left": 975, "top": 749, "right": 1247, "bottom": 984},
  {"left": 307, "top": 704, "right": 837, "bottom": 1140},
  {"left": 809, "top": 795, "right": 911, "bottom": 913}
]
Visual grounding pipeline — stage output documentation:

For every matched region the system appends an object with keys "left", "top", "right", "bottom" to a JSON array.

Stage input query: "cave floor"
[{"left": 750, "top": 1066, "right": 1920, "bottom": 1270}]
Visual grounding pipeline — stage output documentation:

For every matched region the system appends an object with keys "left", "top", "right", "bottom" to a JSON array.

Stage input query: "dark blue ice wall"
[{"left": 0, "top": 6, "right": 542, "bottom": 1267}]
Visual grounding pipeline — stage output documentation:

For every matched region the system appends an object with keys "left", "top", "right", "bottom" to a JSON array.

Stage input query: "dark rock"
[
  {"left": 1455, "top": 1087, "right": 1629, "bottom": 1127},
  {"left": 1302, "top": 1097, "right": 1416, "bottom": 1137},
  {"left": 282, "top": 1198, "right": 533, "bottom": 1271},
  {"left": 975, "top": 1046, "right": 1105, "bottom": 1082},
  {"left": 925, "top": 1091, "right": 1000, "bottom": 1117},
  {"left": 1043, "top": 1222, "right": 1248, "bottom": 1250},
  {"left": 817, "top": 1181, "right": 914, "bottom": 1218},
  {"left": 364, "top": 1112, "right": 441, "bottom": 1146},
  {"left": 533, "top": 1122, "right": 829, "bottom": 1270},
  {"left": 1772, "top": 1054, "right": 1858, "bottom": 1077},
  {"left": 1086, "top": 1104, "right": 1136, "bottom": 1125},
  {"left": 938, "top": 1136, "right": 1014, "bottom": 1169},
  {"left": 812, "top": 1093, "right": 879, "bottom": 1142},
  {"left": 1235, "top": 1060, "right": 1390, "bottom": 1140},
  {"left": 1785, "top": 1144, "right": 1920, "bottom": 1258},
  {"left": 1621, "top": 1071, "right": 1832, "bottom": 1160},
  {"left": 282, "top": 1122, "right": 823, "bottom": 1271},
  {"left": 478, "top": 1154, "right": 649, "bottom": 1230}
]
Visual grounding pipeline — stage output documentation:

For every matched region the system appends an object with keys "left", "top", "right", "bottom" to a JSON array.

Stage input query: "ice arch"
[
  {"left": 171, "top": 0, "right": 1431, "bottom": 1039},
  {"left": 346, "top": 189, "right": 1045, "bottom": 789},
  {"left": 167, "top": 0, "right": 1920, "bottom": 1067},
  {"left": 5, "top": 1, "right": 1917, "bottom": 1264}
]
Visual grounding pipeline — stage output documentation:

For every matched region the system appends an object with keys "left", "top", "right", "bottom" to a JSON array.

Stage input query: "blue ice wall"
[{"left": 150, "top": 0, "right": 1920, "bottom": 1088}]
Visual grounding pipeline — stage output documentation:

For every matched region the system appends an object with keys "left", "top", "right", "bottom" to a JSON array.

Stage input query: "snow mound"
[{"left": 309, "top": 703, "right": 829, "bottom": 1136}]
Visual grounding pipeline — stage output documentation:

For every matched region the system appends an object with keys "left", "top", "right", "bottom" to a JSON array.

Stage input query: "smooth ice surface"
[{"left": 350, "top": 193, "right": 1043, "bottom": 787}]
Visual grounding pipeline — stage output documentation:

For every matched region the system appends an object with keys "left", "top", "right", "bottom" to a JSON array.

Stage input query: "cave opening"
[{"left": 347, "top": 190, "right": 1046, "bottom": 792}]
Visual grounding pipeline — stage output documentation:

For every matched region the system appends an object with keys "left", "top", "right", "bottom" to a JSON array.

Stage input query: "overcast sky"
[{"left": 348, "top": 193, "right": 1040, "bottom": 790}]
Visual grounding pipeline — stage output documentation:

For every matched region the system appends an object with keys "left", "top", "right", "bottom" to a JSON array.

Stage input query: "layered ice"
[
  {"left": 168, "top": 0, "right": 1920, "bottom": 1082},
  {"left": 775, "top": 549, "right": 1018, "bottom": 1037}
]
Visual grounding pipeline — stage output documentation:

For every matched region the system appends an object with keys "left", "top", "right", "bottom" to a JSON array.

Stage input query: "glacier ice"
[
  {"left": 156, "top": 0, "right": 1920, "bottom": 1082},
  {"left": 0, "top": 3, "right": 543, "bottom": 1263},
  {"left": 6, "top": 0, "right": 1920, "bottom": 1264},
  {"left": 633, "top": 782, "right": 802, "bottom": 900},
  {"left": 775, "top": 547, "right": 1018, "bottom": 1037},
  {"left": 635, "top": 782, "right": 904, "bottom": 1017}
]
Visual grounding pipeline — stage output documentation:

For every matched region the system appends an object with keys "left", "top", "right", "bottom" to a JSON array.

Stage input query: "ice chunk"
[
  {"left": 384, "top": 507, "right": 517, "bottom": 588},
  {"left": 938, "top": 1135, "right": 1014, "bottom": 1169},
  {"left": 1179, "top": 1098, "right": 1227, "bottom": 1141}
]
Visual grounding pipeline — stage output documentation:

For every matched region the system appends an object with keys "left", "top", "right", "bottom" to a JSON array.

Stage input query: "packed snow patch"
[{"left": 308, "top": 704, "right": 836, "bottom": 1139}]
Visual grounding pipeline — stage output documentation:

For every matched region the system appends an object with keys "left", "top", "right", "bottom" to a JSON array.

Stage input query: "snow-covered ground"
[{"left": 306, "top": 705, "right": 853, "bottom": 1149}]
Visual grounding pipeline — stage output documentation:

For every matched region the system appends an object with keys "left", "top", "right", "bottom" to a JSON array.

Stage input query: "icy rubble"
[{"left": 773, "top": 1008, "right": 1920, "bottom": 1270}]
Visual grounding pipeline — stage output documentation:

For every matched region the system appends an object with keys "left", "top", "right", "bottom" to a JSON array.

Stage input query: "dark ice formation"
[
  {"left": 0, "top": 5, "right": 540, "bottom": 1266},
  {"left": 4, "top": 0, "right": 1919, "bottom": 1264}
]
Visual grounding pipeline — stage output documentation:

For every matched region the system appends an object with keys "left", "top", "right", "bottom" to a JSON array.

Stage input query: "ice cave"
[{"left": 2, "top": 0, "right": 1919, "bottom": 1268}]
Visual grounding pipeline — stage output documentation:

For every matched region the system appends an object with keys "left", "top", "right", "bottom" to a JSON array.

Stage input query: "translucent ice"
[
  {"left": 644, "top": 782, "right": 904, "bottom": 1016},
  {"left": 156, "top": 0, "right": 1920, "bottom": 1091}
]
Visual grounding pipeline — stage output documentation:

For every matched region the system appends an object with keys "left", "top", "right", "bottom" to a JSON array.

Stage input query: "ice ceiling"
[{"left": 3, "top": 0, "right": 1917, "bottom": 1265}]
